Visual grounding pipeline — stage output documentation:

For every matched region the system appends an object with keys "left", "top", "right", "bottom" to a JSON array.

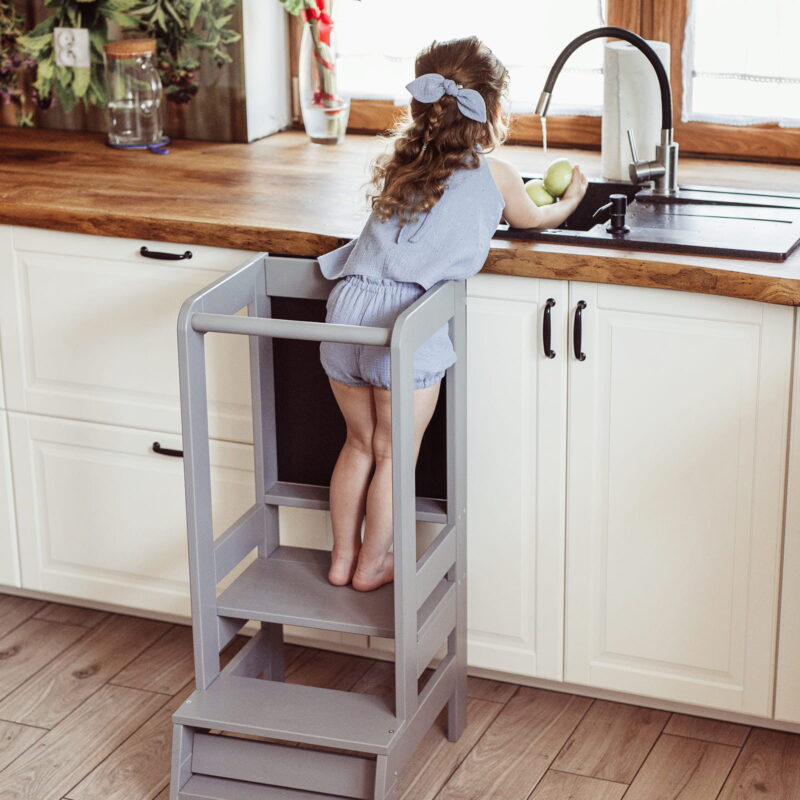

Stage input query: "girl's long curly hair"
[{"left": 366, "top": 36, "right": 511, "bottom": 226}]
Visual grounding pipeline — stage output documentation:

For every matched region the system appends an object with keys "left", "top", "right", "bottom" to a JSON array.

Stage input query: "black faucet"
[{"left": 535, "top": 26, "right": 679, "bottom": 196}]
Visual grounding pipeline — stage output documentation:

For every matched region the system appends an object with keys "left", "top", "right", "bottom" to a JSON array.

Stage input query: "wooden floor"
[{"left": 1, "top": 593, "right": 799, "bottom": 800}]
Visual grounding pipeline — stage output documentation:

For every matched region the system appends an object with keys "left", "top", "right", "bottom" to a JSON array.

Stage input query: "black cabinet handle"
[
  {"left": 152, "top": 441, "right": 183, "bottom": 458},
  {"left": 573, "top": 300, "right": 587, "bottom": 361},
  {"left": 140, "top": 246, "right": 193, "bottom": 261},
  {"left": 543, "top": 298, "right": 556, "bottom": 359}
]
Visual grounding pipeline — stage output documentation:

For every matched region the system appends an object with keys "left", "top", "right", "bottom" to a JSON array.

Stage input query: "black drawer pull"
[
  {"left": 573, "top": 300, "right": 587, "bottom": 361},
  {"left": 140, "top": 246, "right": 193, "bottom": 261},
  {"left": 152, "top": 441, "right": 183, "bottom": 458},
  {"left": 543, "top": 298, "right": 556, "bottom": 359}
]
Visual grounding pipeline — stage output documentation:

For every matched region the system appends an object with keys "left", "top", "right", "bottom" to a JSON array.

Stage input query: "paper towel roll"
[{"left": 601, "top": 40, "right": 670, "bottom": 182}]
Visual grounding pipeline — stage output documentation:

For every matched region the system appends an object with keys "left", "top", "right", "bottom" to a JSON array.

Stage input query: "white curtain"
[
  {"left": 331, "top": 0, "right": 607, "bottom": 115},
  {"left": 682, "top": 0, "right": 800, "bottom": 127}
]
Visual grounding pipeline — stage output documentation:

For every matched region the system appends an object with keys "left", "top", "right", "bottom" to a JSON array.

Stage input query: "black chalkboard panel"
[{"left": 270, "top": 296, "right": 447, "bottom": 501}]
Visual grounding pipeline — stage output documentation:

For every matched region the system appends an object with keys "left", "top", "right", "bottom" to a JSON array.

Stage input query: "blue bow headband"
[{"left": 405, "top": 72, "right": 487, "bottom": 123}]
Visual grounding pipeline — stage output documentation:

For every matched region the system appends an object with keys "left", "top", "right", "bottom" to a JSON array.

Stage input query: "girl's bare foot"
[
  {"left": 328, "top": 548, "right": 360, "bottom": 586},
  {"left": 351, "top": 550, "right": 394, "bottom": 592}
]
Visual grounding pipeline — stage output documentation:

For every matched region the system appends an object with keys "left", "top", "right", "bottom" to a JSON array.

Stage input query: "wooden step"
[
  {"left": 216, "top": 546, "right": 394, "bottom": 637},
  {"left": 264, "top": 481, "right": 447, "bottom": 523},
  {"left": 216, "top": 546, "right": 451, "bottom": 639},
  {"left": 178, "top": 774, "right": 343, "bottom": 800},
  {"left": 191, "top": 732, "right": 374, "bottom": 799},
  {"left": 173, "top": 674, "right": 397, "bottom": 754}
]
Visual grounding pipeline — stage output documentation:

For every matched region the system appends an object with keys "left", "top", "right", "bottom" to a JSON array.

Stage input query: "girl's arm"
[{"left": 488, "top": 157, "right": 589, "bottom": 230}]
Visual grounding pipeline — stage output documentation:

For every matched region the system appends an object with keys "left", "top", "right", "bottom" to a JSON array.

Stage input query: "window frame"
[
  {"left": 288, "top": 0, "right": 799, "bottom": 164},
  {"left": 644, "top": 0, "right": 800, "bottom": 163}
]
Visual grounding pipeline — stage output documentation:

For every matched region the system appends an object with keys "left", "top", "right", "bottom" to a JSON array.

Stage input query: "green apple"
[
  {"left": 525, "top": 179, "right": 555, "bottom": 206},
  {"left": 543, "top": 158, "right": 573, "bottom": 197}
]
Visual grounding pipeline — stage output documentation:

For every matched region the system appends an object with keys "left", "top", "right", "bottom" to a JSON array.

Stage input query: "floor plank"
[
  {"left": 663, "top": 713, "right": 751, "bottom": 747},
  {"left": 0, "top": 683, "right": 166, "bottom": 800},
  {"left": 717, "top": 728, "right": 800, "bottom": 799},
  {"left": 0, "top": 720, "right": 47, "bottom": 772},
  {"left": 528, "top": 770, "right": 627, "bottom": 800},
  {"left": 351, "top": 660, "right": 520, "bottom": 706},
  {"left": 466, "top": 676, "right": 518, "bottom": 705},
  {"left": 111, "top": 625, "right": 195, "bottom": 695},
  {"left": 33, "top": 602, "right": 109, "bottom": 629},
  {"left": 551, "top": 698, "right": 669, "bottom": 783},
  {"left": 397, "top": 698, "right": 504, "bottom": 800},
  {"left": 0, "top": 596, "right": 45, "bottom": 638},
  {"left": 0, "top": 613, "right": 169, "bottom": 728},
  {"left": 66, "top": 685, "right": 194, "bottom": 800},
  {"left": 623, "top": 733, "right": 739, "bottom": 800},
  {"left": 436, "top": 688, "right": 592, "bottom": 800},
  {"left": 0, "top": 619, "right": 87, "bottom": 699},
  {"left": 350, "top": 659, "right": 395, "bottom": 697},
  {"left": 285, "top": 646, "right": 373, "bottom": 690}
]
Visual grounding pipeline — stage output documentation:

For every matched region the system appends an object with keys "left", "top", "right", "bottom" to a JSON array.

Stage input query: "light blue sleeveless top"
[{"left": 317, "top": 145, "right": 505, "bottom": 291}]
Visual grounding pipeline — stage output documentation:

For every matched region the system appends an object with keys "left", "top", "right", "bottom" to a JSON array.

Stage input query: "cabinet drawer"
[
  {"left": 467, "top": 272, "right": 543, "bottom": 302},
  {"left": 0, "top": 226, "right": 255, "bottom": 441},
  {"left": 7, "top": 411, "right": 255, "bottom": 617}
]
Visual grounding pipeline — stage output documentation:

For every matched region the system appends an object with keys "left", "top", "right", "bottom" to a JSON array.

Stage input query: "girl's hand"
[{"left": 561, "top": 165, "right": 588, "bottom": 206}]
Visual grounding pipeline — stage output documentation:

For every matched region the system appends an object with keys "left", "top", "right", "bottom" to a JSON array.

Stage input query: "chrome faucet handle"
[
  {"left": 626, "top": 127, "right": 668, "bottom": 186},
  {"left": 626, "top": 128, "right": 639, "bottom": 164}
]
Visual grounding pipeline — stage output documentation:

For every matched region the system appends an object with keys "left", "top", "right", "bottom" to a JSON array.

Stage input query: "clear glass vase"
[{"left": 298, "top": 20, "right": 350, "bottom": 144}]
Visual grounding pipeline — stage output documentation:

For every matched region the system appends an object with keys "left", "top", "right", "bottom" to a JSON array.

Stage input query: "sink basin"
[{"left": 494, "top": 175, "right": 800, "bottom": 261}]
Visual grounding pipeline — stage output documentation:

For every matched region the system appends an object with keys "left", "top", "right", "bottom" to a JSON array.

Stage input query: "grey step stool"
[{"left": 169, "top": 253, "right": 468, "bottom": 800}]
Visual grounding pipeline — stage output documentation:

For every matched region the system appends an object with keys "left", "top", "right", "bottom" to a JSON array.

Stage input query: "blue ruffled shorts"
[{"left": 319, "top": 274, "right": 456, "bottom": 390}]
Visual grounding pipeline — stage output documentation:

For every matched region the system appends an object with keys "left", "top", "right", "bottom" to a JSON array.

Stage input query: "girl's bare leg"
[
  {"left": 326, "top": 378, "right": 377, "bottom": 585},
  {"left": 352, "top": 379, "right": 442, "bottom": 592}
]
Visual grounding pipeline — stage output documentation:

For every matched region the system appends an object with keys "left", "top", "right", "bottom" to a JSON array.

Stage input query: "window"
[
  {"left": 683, "top": 0, "right": 800, "bottom": 127},
  {"left": 290, "top": 0, "right": 798, "bottom": 161},
  {"left": 334, "top": 0, "right": 607, "bottom": 115},
  {"left": 648, "top": 0, "right": 800, "bottom": 161}
]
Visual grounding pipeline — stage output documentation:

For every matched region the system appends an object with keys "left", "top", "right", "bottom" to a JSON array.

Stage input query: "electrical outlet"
[{"left": 54, "top": 28, "right": 90, "bottom": 68}]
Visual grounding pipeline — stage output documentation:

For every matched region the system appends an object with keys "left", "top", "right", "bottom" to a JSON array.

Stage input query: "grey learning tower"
[{"left": 169, "top": 253, "right": 468, "bottom": 800}]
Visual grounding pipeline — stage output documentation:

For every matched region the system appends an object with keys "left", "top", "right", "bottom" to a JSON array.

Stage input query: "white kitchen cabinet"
[
  {"left": 564, "top": 281, "right": 793, "bottom": 714},
  {"left": 462, "top": 273, "right": 568, "bottom": 679},
  {"left": 0, "top": 412, "right": 19, "bottom": 587},
  {"left": 0, "top": 229, "right": 16, "bottom": 585},
  {"left": 0, "top": 226, "right": 254, "bottom": 442},
  {"left": 7, "top": 411, "right": 255, "bottom": 615},
  {"left": 775, "top": 312, "right": 800, "bottom": 724},
  {"left": 0, "top": 225, "right": 9, "bottom": 410}
]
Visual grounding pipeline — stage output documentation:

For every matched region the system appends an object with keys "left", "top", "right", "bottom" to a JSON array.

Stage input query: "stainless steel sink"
[{"left": 494, "top": 175, "right": 800, "bottom": 261}]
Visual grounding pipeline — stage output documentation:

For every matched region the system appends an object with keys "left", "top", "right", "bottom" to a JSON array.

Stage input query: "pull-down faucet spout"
[{"left": 535, "top": 26, "right": 679, "bottom": 196}]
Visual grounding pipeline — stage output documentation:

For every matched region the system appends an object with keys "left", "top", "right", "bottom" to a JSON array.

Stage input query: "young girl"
[{"left": 317, "top": 36, "right": 588, "bottom": 592}]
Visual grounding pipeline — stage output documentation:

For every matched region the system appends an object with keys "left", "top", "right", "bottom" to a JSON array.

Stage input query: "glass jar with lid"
[{"left": 103, "top": 39, "right": 165, "bottom": 147}]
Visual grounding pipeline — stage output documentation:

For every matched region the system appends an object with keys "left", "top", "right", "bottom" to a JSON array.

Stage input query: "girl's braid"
[{"left": 421, "top": 98, "right": 448, "bottom": 150}]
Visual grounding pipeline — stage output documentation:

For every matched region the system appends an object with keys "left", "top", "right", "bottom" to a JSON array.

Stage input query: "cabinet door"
[
  {"left": 0, "top": 226, "right": 254, "bottom": 441},
  {"left": 8, "top": 411, "right": 255, "bottom": 617},
  {"left": 464, "top": 273, "right": 568, "bottom": 679},
  {"left": 0, "top": 411, "right": 19, "bottom": 587},
  {"left": 775, "top": 312, "right": 800, "bottom": 723},
  {"left": 565, "top": 281, "right": 793, "bottom": 714}
]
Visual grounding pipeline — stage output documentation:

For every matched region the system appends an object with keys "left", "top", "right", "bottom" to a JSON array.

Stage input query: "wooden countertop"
[{"left": 2, "top": 128, "right": 800, "bottom": 305}]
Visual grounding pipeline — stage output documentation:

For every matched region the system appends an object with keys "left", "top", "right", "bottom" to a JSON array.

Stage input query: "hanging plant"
[
  {"left": 17, "top": 0, "right": 241, "bottom": 112},
  {"left": 1, "top": 0, "right": 41, "bottom": 122},
  {"left": 19, "top": 0, "right": 140, "bottom": 112},
  {"left": 131, "top": 0, "right": 241, "bottom": 104}
]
